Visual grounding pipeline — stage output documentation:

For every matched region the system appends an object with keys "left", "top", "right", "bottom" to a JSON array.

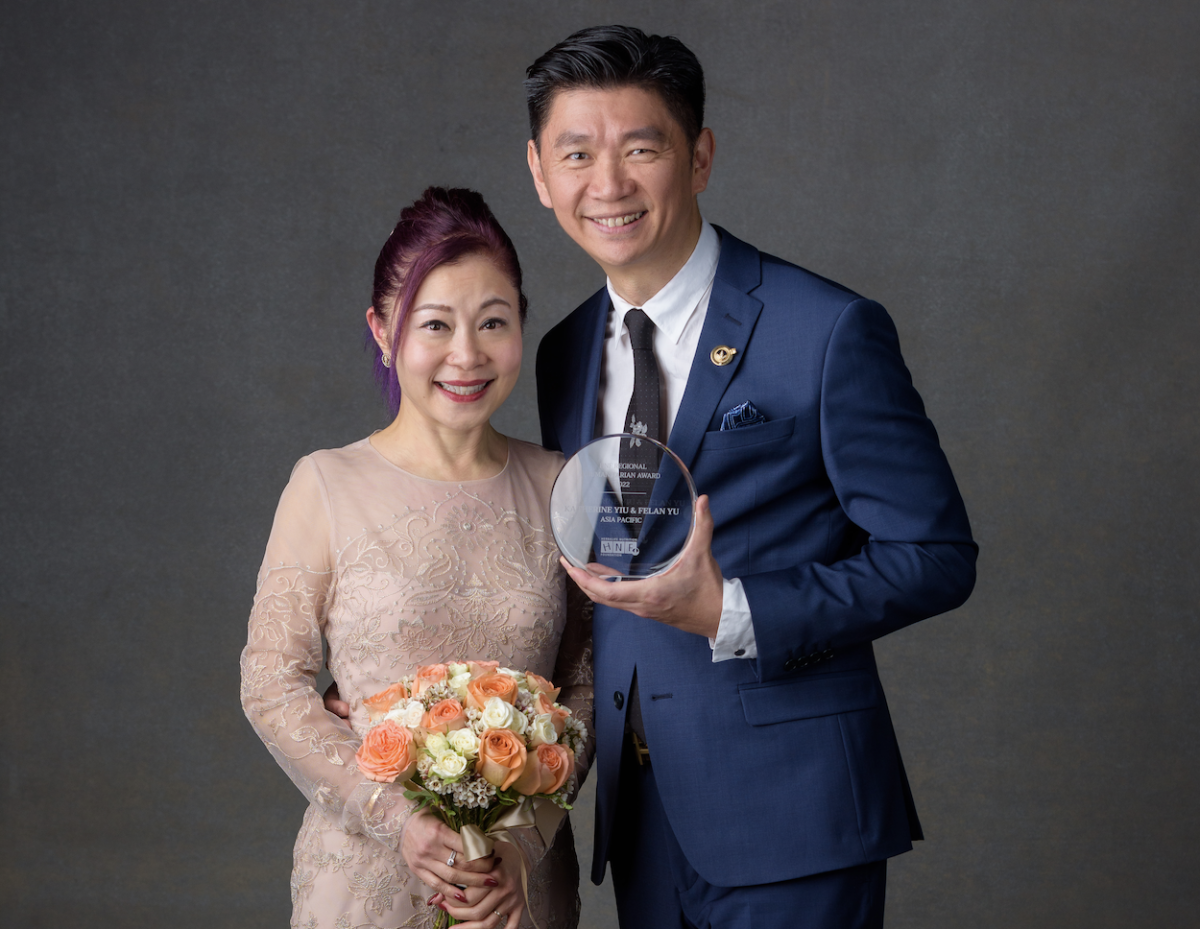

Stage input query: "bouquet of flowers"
[{"left": 354, "top": 660, "right": 588, "bottom": 925}]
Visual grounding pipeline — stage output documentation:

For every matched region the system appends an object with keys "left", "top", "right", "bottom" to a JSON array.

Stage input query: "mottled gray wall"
[{"left": 2, "top": 1, "right": 1197, "bottom": 927}]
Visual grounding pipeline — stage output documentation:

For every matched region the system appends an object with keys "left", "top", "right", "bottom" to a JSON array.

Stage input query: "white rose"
[
  {"left": 529, "top": 714, "right": 559, "bottom": 747},
  {"left": 424, "top": 732, "right": 450, "bottom": 756},
  {"left": 497, "top": 667, "right": 523, "bottom": 680},
  {"left": 430, "top": 751, "right": 468, "bottom": 781},
  {"left": 447, "top": 662, "right": 469, "bottom": 677},
  {"left": 394, "top": 700, "right": 425, "bottom": 729},
  {"left": 448, "top": 671, "right": 472, "bottom": 699},
  {"left": 448, "top": 727, "right": 480, "bottom": 758},
  {"left": 481, "top": 696, "right": 528, "bottom": 735}
]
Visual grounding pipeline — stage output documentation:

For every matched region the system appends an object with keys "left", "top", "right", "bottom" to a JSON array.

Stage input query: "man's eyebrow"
[
  {"left": 551, "top": 126, "right": 670, "bottom": 149},
  {"left": 621, "top": 126, "right": 669, "bottom": 145},
  {"left": 552, "top": 130, "right": 594, "bottom": 149}
]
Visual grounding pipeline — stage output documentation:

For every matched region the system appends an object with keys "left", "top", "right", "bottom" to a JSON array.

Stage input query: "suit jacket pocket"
[
  {"left": 739, "top": 669, "right": 880, "bottom": 726},
  {"left": 699, "top": 415, "right": 796, "bottom": 451}
]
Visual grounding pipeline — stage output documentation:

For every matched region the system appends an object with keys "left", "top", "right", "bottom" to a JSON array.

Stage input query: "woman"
[{"left": 240, "top": 187, "right": 593, "bottom": 929}]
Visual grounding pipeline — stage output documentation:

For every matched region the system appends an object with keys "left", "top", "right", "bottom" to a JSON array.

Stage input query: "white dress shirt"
[{"left": 596, "top": 221, "right": 757, "bottom": 662}]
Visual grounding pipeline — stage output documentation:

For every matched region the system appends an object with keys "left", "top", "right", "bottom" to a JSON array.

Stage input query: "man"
[{"left": 526, "top": 25, "right": 976, "bottom": 929}]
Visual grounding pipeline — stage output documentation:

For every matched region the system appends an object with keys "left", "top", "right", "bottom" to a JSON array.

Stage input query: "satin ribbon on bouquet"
[
  {"left": 462, "top": 796, "right": 565, "bottom": 929},
  {"left": 405, "top": 785, "right": 566, "bottom": 929}
]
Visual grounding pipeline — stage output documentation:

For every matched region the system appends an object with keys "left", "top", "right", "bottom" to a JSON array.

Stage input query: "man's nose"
[{"left": 589, "top": 153, "right": 634, "bottom": 201}]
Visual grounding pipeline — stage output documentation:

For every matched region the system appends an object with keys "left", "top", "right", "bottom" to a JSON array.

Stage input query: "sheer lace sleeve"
[
  {"left": 556, "top": 579, "right": 595, "bottom": 799},
  {"left": 240, "top": 457, "right": 414, "bottom": 850}
]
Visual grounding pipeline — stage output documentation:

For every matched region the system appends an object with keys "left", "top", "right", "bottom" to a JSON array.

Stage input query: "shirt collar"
[{"left": 606, "top": 220, "right": 720, "bottom": 346}]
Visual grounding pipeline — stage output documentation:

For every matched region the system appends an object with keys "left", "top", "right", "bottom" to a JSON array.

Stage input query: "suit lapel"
[
  {"left": 666, "top": 231, "right": 764, "bottom": 477},
  {"left": 557, "top": 288, "right": 610, "bottom": 458}
]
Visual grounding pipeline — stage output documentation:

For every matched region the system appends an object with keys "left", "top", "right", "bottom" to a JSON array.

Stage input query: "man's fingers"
[{"left": 322, "top": 681, "right": 351, "bottom": 719}]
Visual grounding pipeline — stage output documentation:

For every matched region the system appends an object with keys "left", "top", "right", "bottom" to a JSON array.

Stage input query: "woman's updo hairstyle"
[{"left": 370, "top": 186, "right": 528, "bottom": 417}]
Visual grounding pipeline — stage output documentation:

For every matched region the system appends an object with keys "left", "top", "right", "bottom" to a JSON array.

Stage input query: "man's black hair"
[{"left": 525, "top": 25, "right": 706, "bottom": 150}]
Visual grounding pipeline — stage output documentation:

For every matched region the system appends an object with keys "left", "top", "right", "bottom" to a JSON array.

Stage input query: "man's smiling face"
[{"left": 527, "top": 84, "right": 714, "bottom": 301}]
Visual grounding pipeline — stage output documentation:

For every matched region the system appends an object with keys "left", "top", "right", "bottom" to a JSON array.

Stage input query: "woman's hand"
[
  {"left": 435, "top": 840, "right": 524, "bottom": 929},
  {"left": 401, "top": 810, "right": 498, "bottom": 904}
]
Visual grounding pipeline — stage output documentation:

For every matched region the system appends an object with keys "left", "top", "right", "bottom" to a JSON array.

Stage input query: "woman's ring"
[
  {"left": 494, "top": 911, "right": 505, "bottom": 922},
  {"left": 446, "top": 851, "right": 456, "bottom": 866}
]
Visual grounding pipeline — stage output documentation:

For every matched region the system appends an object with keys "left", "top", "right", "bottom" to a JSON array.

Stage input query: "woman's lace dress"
[{"left": 241, "top": 437, "right": 594, "bottom": 929}]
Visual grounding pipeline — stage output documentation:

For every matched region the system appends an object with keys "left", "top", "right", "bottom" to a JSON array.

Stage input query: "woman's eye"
[
  {"left": 422, "top": 320, "right": 448, "bottom": 331},
  {"left": 481, "top": 318, "right": 507, "bottom": 330}
]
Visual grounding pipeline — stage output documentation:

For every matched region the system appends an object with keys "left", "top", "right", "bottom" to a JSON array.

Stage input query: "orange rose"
[
  {"left": 362, "top": 682, "right": 408, "bottom": 720},
  {"left": 413, "top": 664, "right": 448, "bottom": 696},
  {"left": 421, "top": 698, "right": 468, "bottom": 734},
  {"left": 476, "top": 728, "right": 527, "bottom": 790},
  {"left": 468, "top": 660, "right": 500, "bottom": 679},
  {"left": 466, "top": 672, "right": 519, "bottom": 710},
  {"left": 525, "top": 672, "right": 561, "bottom": 703},
  {"left": 513, "top": 743, "right": 575, "bottom": 796},
  {"left": 535, "top": 692, "right": 571, "bottom": 736},
  {"left": 355, "top": 721, "right": 418, "bottom": 784}
]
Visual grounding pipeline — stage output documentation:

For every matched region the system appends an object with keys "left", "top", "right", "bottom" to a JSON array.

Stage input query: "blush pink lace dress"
[{"left": 240, "top": 437, "right": 594, "bottom": 929}]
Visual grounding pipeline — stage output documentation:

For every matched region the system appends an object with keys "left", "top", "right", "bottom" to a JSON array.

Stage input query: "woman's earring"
[{"left": 382, "top": 352, "right": 392, "bottom": 368}]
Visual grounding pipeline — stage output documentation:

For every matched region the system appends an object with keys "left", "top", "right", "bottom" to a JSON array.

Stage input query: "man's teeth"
[
  {"left": 594, "top": 212, "right": 645, "bottom": 228},
  {"left": 438, "top": 382, "right": 488, "bottom": 396}
]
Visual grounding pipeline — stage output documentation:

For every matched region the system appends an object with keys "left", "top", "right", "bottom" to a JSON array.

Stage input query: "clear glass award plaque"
[{"left": 550, "top": 434, "right": 698, "bottom": 580}]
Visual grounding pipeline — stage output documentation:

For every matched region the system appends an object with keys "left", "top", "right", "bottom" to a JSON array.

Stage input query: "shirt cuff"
[{"left": 708, "top": 578, "right": 757, "bottom": 661}]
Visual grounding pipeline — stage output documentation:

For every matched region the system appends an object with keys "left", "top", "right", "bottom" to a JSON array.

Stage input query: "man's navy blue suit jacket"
[{"left": 536, "top": 229, "right": 977, "bottom": 887}]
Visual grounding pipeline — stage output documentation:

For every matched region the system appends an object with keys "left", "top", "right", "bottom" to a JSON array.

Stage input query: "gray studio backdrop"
[{"left": 2, "top": 2, "right": 1197, "bottom": 927}]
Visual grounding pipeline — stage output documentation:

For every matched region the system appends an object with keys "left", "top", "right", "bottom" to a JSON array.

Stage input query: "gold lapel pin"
[{"left": 710, "top": 345, "right": 738, "bottom": 366}]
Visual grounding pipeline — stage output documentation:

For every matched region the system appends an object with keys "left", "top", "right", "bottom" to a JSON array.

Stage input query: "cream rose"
[
  {"left": 430, "top": 751, "right": 469, "bottom": 781},
  {"left": 534, "top": 693, "right": 571, "bottom": 736},
  {"left": 481, "top": 695, "right": 528, "bottom": 735},
  {"left": 424, "top": 732, "right": 450, "bottom": 756},
  {"left": 386, "top": 699, "right": 427, "bottom": 729},
  {"left": 448, "top": 727, "right": 480, "bottom": 758},
  {"left": 448, "top": 671, "right": 472, "bottom": 699},
  {"left": 529, "top": 713, "right": 559, "bottom": 747}
]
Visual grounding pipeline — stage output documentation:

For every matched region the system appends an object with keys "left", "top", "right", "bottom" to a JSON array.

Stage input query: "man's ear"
[
  {"left": 527, "top": 139, "right": 555, "bottom": 209},
  {"left": 691, "top": 128, "right": 715, "bottom": 196},
  {"left": 365, "top": 306, "right": 390, "bottom": 354}
]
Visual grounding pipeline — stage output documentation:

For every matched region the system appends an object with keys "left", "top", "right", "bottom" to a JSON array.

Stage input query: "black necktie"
[
  {"left": 618, "top": 308, "right": 660, "bottom": 748},
  {"left": 619, "top": 309, "right": 662, "bottom": 536}
]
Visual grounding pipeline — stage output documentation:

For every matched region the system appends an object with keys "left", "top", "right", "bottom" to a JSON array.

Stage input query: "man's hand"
[
  {"left": 562, "top": 494, "right": 724, "bottom": 638},
  {"left": 323, "top": 682, "right": 350, "bottom": 720}
]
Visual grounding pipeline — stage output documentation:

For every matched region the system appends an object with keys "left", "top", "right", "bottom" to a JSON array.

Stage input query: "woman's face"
[{"left": 385, "top": 253, "right": 523, "bottom": 433}]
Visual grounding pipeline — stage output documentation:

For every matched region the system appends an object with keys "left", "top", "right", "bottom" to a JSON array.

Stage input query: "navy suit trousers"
[{"left": 610, "top": 738, "right": 887, "bottom": 929}]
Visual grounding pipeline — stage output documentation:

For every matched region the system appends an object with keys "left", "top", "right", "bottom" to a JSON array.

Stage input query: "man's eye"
[{"left": 567, "top": 152, "right": 588, "bottom": 161}]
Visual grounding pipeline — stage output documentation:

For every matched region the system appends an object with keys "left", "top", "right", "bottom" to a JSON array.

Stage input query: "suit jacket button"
[{"left": 613, "top": 691, "right": 625, "bottom": 710}]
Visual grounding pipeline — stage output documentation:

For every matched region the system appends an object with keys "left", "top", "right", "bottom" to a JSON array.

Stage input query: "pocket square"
[{"left": 720, "top": 401, "right": 767, "bottom": 431}]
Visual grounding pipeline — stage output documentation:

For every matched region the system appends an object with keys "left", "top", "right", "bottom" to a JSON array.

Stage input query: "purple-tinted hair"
[{"left": 369, "top": 187, "right": 528, "bottom": 417}]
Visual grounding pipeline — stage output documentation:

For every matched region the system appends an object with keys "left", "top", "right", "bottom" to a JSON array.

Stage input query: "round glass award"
[{"left": 550, "top": 434, "right": 698, "bottom": 580}]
